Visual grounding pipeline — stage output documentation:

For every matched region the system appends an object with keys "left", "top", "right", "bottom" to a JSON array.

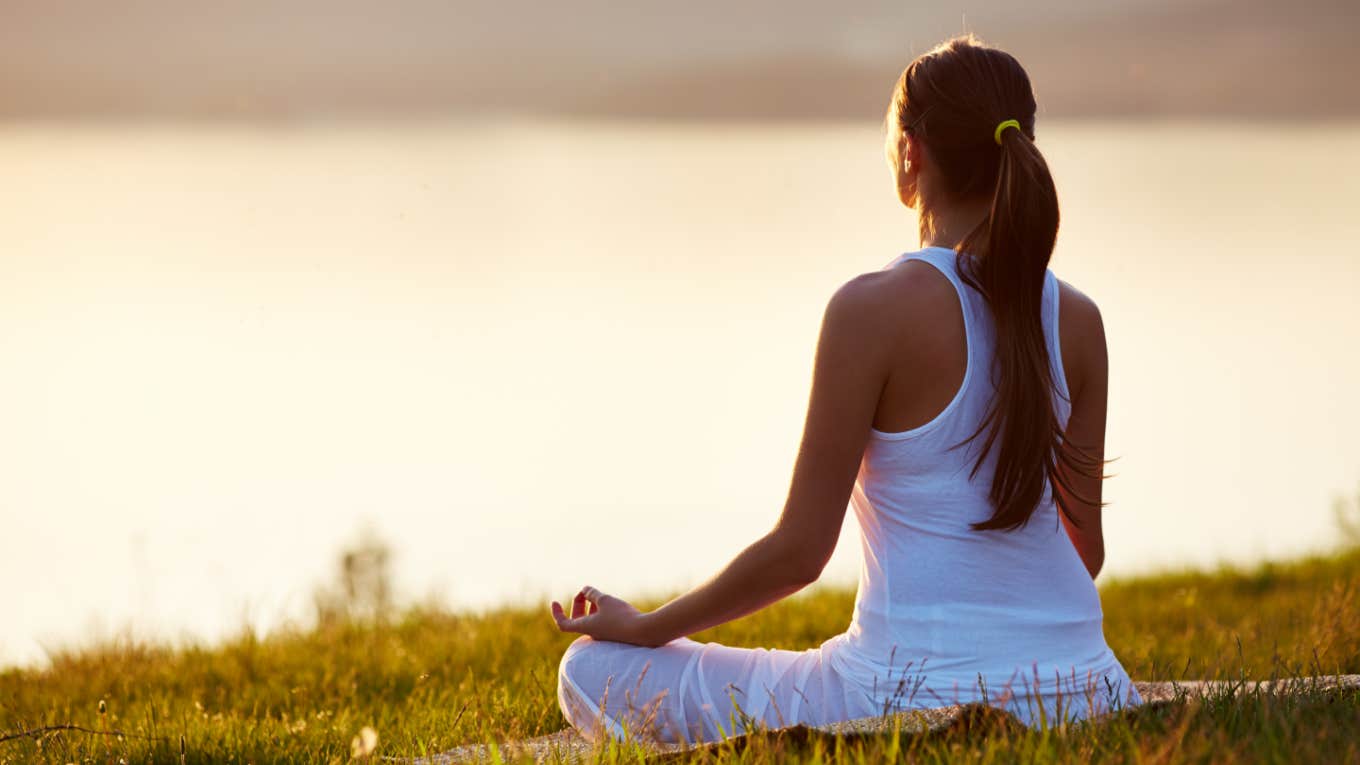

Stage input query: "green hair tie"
[{"left": 994, "top": 119, "right": 1021, "bottom": 145}]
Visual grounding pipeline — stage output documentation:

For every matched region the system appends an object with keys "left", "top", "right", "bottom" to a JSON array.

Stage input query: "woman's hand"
[{"left": 550, "top": 586, "right": 667, "bottom": 647}]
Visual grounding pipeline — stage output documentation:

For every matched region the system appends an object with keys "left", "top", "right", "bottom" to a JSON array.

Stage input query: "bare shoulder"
[
  {"left": 819, "top": 259, "right": 960, "bottom": 370},
  {"left": 1057, "top": 278, "right": 1106, "bottom": 347},
  {"left": 1058, "top": 278, "right": 1103, "bottom": 325},
  {"left": 829, "top": 260, "right": 957, "bottom": 327},
  {"left": 1056, "top": 277, "right": 1108, "bottom": 398}
]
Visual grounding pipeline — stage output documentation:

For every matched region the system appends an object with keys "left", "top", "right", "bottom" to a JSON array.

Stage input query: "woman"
[{"left": 550, "top": 34, "right": 1142, "bottom": 744}]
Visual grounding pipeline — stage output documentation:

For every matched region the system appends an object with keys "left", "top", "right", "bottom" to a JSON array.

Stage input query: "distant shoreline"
[
  {"left": 4, "top": 1, "right": 1355, "bottom": 123},
  {"left": 3, "top": 113, "right": 1359, "bottom": 129}
]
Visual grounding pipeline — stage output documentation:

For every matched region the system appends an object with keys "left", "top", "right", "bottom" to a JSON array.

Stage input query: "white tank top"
[{"left": 820, "top": 245, "right": 1140, "bottom": 723}]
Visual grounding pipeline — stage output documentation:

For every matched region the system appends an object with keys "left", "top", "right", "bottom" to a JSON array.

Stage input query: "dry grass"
[{"left": 1, "top": 549, "right": 1357, "bottom": 763}]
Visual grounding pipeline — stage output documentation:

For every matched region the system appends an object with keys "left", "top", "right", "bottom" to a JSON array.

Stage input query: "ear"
[
  {"left": 903, "top": 132, "right": 922, "bottom": 170},
  {"left": 896, "top": 132, "right": 924, "bottom": 209}
]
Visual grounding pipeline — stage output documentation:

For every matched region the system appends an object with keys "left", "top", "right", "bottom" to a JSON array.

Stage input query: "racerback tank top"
[{"left": 818, "top": 246, "right": 1141, "bottom": 725}]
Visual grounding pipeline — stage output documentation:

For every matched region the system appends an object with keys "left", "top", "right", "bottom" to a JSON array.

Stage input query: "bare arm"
[
  {"left": 552, "top": 275, "right": 890, "bottom": 645},
  {"left": 1054, "top": 284, "right": 1108, "bottom": 579}
]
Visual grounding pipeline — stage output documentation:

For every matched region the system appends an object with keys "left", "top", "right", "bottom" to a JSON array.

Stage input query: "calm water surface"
[{"left": 2, "top": 119, "right": 1358, "bottom": 667}]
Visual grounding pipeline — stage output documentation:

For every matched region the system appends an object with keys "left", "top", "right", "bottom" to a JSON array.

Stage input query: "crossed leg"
[{"left": 556, "top": 635, "right": 856, "bottom": 745}]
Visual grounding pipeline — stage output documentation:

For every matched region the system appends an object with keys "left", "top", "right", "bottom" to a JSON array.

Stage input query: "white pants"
[
  {"left": 557, "top": 634, "right": 1143, "bottom": 744},
  {"left": 556, "top": 635, "right": 868, "bottom": 745}
]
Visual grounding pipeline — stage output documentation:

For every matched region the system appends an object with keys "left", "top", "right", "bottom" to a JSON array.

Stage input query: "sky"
[{"left": 2, "top": 0, "right": 1357, "bottom": 121}]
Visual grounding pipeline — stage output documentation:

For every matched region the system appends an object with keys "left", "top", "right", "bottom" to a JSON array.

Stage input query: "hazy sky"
[{"left": 2, "top": 0, "right": 1356, "bottom": 120}]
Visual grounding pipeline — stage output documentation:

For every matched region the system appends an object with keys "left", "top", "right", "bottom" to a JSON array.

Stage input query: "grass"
[{"left": 2, "top": 548, "right": 1358, "bottom": 764}]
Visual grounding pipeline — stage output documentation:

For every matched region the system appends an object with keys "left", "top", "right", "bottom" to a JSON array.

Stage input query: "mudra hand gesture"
[{"left": 550, "top": 586, "right": 664, "bottom": 647}]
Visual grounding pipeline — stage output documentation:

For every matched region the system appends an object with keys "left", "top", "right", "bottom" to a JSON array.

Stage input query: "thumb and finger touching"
[{"left": 551, "top": 586, "right": 608, "bottom": 633}]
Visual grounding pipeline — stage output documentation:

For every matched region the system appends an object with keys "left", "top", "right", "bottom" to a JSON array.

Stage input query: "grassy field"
[{"left": 2, "top": 548, "right": 1358, "bottom": 764}]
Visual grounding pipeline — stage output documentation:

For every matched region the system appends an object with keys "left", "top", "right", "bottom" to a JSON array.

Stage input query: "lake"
[{"left": 2, "top": 118, "right": 1358, "bottom": 668}]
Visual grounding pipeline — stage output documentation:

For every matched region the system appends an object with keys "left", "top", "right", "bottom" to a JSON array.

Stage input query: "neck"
[{"left": 918, "top": 196, "right": 991, "bottom": 252}]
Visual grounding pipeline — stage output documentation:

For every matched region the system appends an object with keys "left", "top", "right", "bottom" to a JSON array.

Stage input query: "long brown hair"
[{"left": 886, "top": 35, "right": 1103, "bottom": 531}]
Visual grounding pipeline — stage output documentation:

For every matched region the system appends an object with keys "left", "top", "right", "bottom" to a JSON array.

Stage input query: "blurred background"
[{"left": 2, "top": 0, "right": 1358, "bottom": 668}]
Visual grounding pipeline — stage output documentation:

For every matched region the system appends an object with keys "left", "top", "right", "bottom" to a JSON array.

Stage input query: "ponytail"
[
  {"left": 957, "top": 122, "right": 1070, "bottom": 530},
  {"left": 893, "top": 35, "right": 1106, "bottom": 531}
]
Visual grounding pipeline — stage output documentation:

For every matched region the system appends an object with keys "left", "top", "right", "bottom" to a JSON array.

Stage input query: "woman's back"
[
  {"left": 819, "top": 246, "right": 1140, "bottom": 723},
  {"left": 554, "top": 36, "right": 1143, "bottom": 744}
]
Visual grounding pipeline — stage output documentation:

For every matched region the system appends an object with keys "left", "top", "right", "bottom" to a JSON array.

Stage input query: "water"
[{"left": 2, "top": 119, "right": 1358, "bottom": 668}]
